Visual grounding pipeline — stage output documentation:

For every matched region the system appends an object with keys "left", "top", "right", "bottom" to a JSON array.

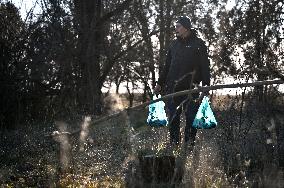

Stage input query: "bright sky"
[{"left": 11, "top": 0, "right": 41, "bottom": 19}]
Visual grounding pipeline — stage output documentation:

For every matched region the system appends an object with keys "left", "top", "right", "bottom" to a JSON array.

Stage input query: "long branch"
[
  {"left": 95, "top": 79, "right": 284, "bottom": 121},
  {"left": 53, "top": 79, "right": 284, "bottom": 136}
]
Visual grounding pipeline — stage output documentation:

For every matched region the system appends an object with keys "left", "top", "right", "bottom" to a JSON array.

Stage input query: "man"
[{"left": 154, "top": 16, "right": 211, "bottom": 147}]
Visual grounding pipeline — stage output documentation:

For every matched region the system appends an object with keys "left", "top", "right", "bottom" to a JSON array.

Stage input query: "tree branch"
[
  {"left": 144, "top": 79, "right": 284, "bottom": 105},
  {"left": 99, "top": 29, "right": 160, "bottom": 85},
  {"left": 96, "top": 79, "right": 284, "bottom": 123},
  {"left": 52, "top": 79, "right": 284, "bottom": 136},
  {"left": 96, "top": 0, "right": 133, "bottom": 26}
]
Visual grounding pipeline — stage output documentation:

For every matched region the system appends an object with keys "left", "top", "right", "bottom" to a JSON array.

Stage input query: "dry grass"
[{"left": 1, "top": 93, "right": 284, "bottom": 187}]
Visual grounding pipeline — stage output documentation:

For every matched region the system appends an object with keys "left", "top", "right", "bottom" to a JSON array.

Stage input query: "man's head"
[{"left": 175, "top": 16, "right": 192, "bottom": 38}]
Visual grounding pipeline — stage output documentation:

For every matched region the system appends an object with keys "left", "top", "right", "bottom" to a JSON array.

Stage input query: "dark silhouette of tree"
[
  {"left": 0, "top": 2, "right": 26, "bottom": 128},
  {"left": 72, "top": 0, "right": 133, "bottom": 114},
  {"left": 210, "top": 0, "right": 283, "bottom": 96}
]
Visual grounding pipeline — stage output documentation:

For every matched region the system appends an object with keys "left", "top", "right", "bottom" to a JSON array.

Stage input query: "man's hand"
[
  {"left": 201, "top": 83, "right": 210, "bottom": 97},
  {"left": 153, "top": 84, "right": 161, "bottom": 94},
  {"left": 197, "top": 89, "right": 210, "bottom": 103}
]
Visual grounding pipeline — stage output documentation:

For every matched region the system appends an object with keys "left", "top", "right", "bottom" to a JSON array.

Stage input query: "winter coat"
[{"left": 157, "top": 34, "right": 211, "bottom": 94}]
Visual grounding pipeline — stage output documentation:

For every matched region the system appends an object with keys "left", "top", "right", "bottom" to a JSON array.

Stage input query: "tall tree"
[
  {"left": 72, "top": 0, "right": 133, "bottom": 114},
  {"left": 0, "top": 2, "right": 26, "bottom": 128},
  {"left": 232, "top": 0, "right": 283, "bottom": 99}
]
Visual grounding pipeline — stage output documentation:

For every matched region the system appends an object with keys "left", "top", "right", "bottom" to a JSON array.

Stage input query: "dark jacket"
[{"left": 157, "top": 33, "right": 210, "bottom": 94}]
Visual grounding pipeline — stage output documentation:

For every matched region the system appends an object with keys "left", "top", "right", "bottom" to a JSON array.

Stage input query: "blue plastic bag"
[
  {"left": 193, "top": 96, "right": 217, "bottom": 129},
  {"left": 147, "top": 94, "right": 168, "bottom": 127}
]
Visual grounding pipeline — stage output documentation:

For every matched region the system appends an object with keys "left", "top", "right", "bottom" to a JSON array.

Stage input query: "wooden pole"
[
  {"left": 94, "top": 79, "right": 284, "bottom": 122},
  {"left": 53, "top": 79, "right": 284, "bottom": 135}
]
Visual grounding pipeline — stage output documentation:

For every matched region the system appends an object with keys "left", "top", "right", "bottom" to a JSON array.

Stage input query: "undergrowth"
[{"left": 0, "top": 93, "right": 284, "bottom": 187}]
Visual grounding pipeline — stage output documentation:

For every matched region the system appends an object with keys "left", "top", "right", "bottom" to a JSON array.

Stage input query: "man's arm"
[
  {"left": 154, "top": 48, "right": 172, "bottom": 94},
  {"left": 199, "top": 41, "right": 211, "bottom": 87},
  {"left": 157, "top": 48, "right": 172, "bottom": 87}
]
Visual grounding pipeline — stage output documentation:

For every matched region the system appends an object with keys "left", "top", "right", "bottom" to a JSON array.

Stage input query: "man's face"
[{"left": 175, "top": 23, "right": 188, "bottom": 38}]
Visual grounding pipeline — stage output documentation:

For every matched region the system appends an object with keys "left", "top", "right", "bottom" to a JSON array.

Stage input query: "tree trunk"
[
  {"left": 158, "top": 0, "right": 165, "bottom": 76},
  {"left": 73, "top": 0, "right": 132, "bottom": 114},
  {"left": 254, "top": 0, "right": 266, "bottom": 102},
  {"left": 73, "top": 0, "right": 103, "bottom": 114}
]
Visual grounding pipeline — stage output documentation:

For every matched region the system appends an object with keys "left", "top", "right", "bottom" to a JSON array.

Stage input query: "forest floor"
[{"left": 0, "top": 94, "right": 284, "bottom": 187}]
